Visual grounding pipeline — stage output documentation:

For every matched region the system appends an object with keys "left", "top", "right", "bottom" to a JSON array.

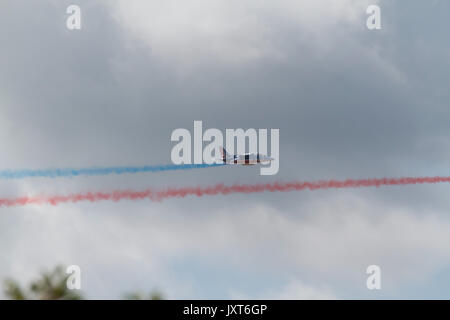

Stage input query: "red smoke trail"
[{"left": 1, "top": 176, "right": 450, "bottom": 207}]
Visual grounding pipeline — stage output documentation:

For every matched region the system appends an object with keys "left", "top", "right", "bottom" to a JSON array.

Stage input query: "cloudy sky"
[{"left": 1, "top": 0, "right": 450, "bottom": 299}]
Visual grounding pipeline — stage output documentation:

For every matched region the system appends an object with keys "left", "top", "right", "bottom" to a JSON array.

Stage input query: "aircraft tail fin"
[{"left": 220, "top": 146, "right": 228, "bottom": 162}]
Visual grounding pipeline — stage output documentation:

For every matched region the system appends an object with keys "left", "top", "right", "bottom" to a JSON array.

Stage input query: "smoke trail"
[
  {"left": 1, "top": 176, "right": 449, "bottom": 207},
  {"left": 0, "top": 163, "right": 225, "bottom": 179}
]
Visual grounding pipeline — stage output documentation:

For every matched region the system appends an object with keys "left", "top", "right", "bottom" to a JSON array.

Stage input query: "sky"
[{"left": 0, "top": 0, "right": 450, "bottom": 299}]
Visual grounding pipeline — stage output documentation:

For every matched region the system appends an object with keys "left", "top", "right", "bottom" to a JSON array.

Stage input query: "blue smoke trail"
[{"left": 0, "top": 163, "right": 226, "bottom": 179}]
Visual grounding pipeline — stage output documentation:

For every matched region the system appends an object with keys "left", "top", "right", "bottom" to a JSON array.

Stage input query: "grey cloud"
[{"left": 0, "top": 0, "right": 450, "bottom": 299}]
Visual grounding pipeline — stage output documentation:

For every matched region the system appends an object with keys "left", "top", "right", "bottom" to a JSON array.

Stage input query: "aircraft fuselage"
[{"left": 224, "top": 153, "right": 272, "bottom": 165}]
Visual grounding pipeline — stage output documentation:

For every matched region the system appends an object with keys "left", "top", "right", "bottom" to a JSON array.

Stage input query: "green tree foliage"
[
  {"left": 124, "top": 290, "right": 164, "bottom": 300},
  {"left": 3, "top": 265, "right": 82, "bottom": 300},
  {"left": 3, "top": 265, "right": 165, "bottom": 300}
]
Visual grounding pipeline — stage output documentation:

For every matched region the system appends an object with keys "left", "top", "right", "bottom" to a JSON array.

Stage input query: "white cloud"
[
  {"left": 231, "top": 279, "right": 337, "bottom": 299},
  {"left": 271, "top": 280, "right": 336, "bottom": 299},
  {"left": 2, "top": 192, "right": 450, "bottom": 298},
  {"left": 109, "top": 0, "right": 378, "bottom": 65},
  {"left": 216, "top": 194, "right": 450, "bottom": 287}
]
